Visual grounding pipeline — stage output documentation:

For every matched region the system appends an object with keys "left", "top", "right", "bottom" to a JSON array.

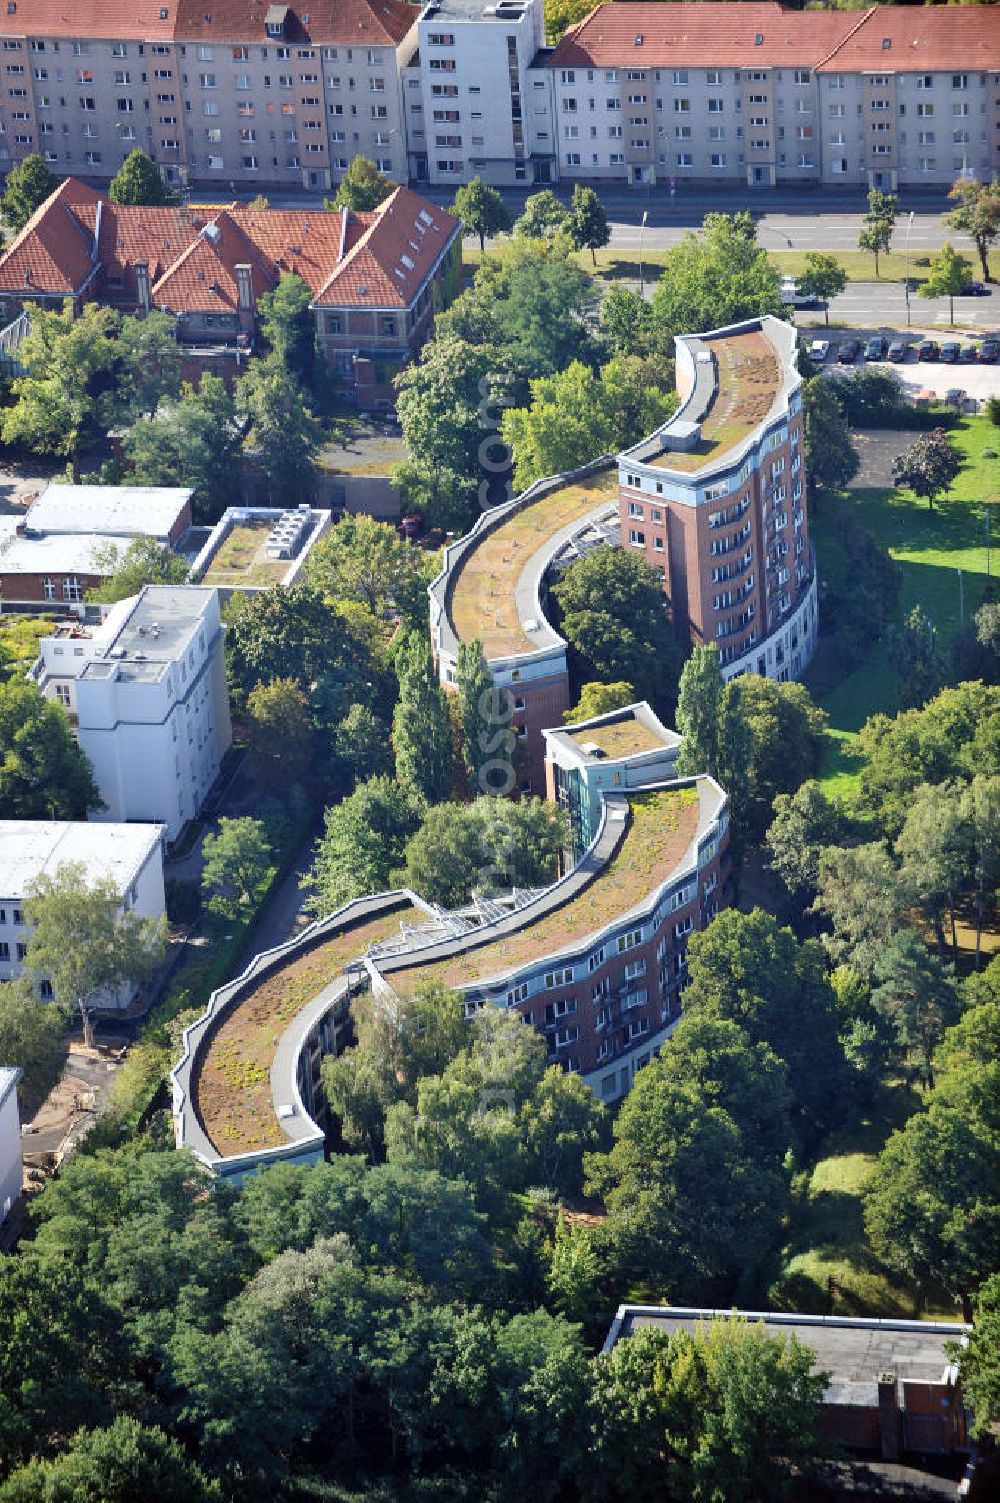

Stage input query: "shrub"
[
  {"left": 165, "top": 878, "right": 201, "bottom": 926},
  {"left": 982, "top": 447, "right": 998, "bottom": 460},
  {"left": 986, "top": 395, "right": 1000, "bottom": 427}
]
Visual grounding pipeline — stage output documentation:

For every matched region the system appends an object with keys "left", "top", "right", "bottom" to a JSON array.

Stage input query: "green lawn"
[
  {"left": 774, "top": 1080, "right": 959, "bottom": 1321},
  {"left": 811, "top": 415, "right": 1000, "bottom": 803}
]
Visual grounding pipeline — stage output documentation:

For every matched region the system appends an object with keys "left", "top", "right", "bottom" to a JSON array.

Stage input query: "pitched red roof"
[
  {"left": 173, "top": 0, "right": 417, "bottom": 46},
  {"left": 0, "top": 177, "right": 101, "bottom": 296},
  {"left": 814, "top": 5, "right": 1000, "bottom": 74},
  {"left": 0, "top": 0, "right": 178, "bottom": 42},
  {"left": 0, "top": 0, "right": 416, "bottom": 44},
  {"left": 550, "top": 2, "right": 863, "bottom": 70},
  {"left": 0, "top": 178, "right": 459, "bottom": 314},
  {"left": 152, "top": 210, "right": 276, "bottom": 312},
  {"left": 312, "top": 186, "right": 460, "bottom": 308}
]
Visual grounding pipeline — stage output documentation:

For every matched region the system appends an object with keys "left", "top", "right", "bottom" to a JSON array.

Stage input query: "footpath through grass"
[
  {"left": 775, "top": 1079, "right": 958, "bottom": 1322},
  {"left": 811, "top": 415, "right": 999, "bottom": 804}
]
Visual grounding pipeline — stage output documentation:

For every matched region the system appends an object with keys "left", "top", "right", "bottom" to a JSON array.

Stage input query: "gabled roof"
[
  {"left": 311, "top": 186, "right": 460, "bottom": 309},
  {"left": 172, "top": 0, "right": 417, "bottom": 45},
  {"left": 814, "top": 5, "right": 1000, "bottom": 74},
  {"left": 550, "top": 2, "right": 863, "bottom": 70},
  {"left": 152, "top": 210, "right": 276, "bottom": 313},
  {"left": 0, "top": 179, "right": 458, "bottom": 315},
  {"left": 0, "top": 178, "right": 101, "bottom": 297},
  {"left": 0, "top": 0, "right": 417, "bottom": 45}
]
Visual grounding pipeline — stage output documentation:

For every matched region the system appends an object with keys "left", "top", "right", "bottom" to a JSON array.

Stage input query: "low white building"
[
  {"left": 0, "top": 821, "right": 166, "bottom": 1006},
  {"left": 0, "top": 1067, "right": 21, "bottom": 1225},
  {"left": 32, "top": 586, "right": 233, "bottom": 842},
  {"left": 22, "top": 484, "right": 193, "bottom": 545}
]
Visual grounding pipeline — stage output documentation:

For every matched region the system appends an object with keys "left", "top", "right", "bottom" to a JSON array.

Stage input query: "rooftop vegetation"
[
  {"left": 199, "top": 520, "right": 291, "bottom": 586},
  {"left": 649, "top": 329, "right": 782, "bottom": 474},
  {"left": 448, "top": 466, "right": 618, "bottom": 659},
  {"left": 565, "top": 713, "right": 668, "bottom": 760},
  {"left": 193, "top": 902, "right": 420, "bottom": 1155},
  {"left": 393, "top": 784, "right": 701, "bottom": 991}
]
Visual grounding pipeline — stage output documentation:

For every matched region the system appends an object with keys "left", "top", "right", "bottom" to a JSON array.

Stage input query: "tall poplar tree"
[
  {"left": 675, "top": 644, "right": 724, "bottom": 777},
  {"left": 392, "top": 632, "right": 453, "bottom": 803}
]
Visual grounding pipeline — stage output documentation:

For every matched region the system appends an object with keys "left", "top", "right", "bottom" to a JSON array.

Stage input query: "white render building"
[
  {"left": 405, "top": 0, "right": 550, "bottom": 187},
  {"left": 32, "top": 586, "right": 232, "bottom": 842},
  {"left": 0, "top": 820, "right": 166, "bottom": 1005},
  {"left": 0, "top": 1067, "right": 22, "bottom": 1225}
]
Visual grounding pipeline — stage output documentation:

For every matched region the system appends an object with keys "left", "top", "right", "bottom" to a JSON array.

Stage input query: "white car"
[
  {"left": 807, "top": 339, "right": 831, "bottom": 364},
  {"left": 780, "top": 277, "right": 814, "bottom": 308}
]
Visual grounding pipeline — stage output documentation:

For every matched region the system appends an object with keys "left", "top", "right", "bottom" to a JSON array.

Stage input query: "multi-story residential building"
[
  {"left": 404, "top": 0, "right": 547, "bottom": 187},
  {"left": 0, "top": 0, "right": 420, "bottom": 193},
  {"left": 0, "top": 483, "right": 192, "bottom": 607},
  {"left": 31, "top": 585, "right": 232, "bottom": 841},
  {"left": 0, "top": 820, "right": 166, "bottom": 1005},
  {"left": 619, "top": 314, "right": 816, "bottom": 681},
  {"left": 0, "top": 1067, "right": 22, "bottom": 1224},
  {"left": 430, "top": 314, "right": 815, "bottom": 791},
  {"left": 542, "top": 2, "right": 999, "bottom": 190},
  {"left": 172, "top": 730, "right": 730, "bottom": 1180},
  {"left": 0, "top": 177, "right": 461, "bottom": 402}
]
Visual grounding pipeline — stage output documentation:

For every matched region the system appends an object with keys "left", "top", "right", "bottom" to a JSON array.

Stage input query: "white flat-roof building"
[
  {"left": 0, "top": 820, "right": 165, "bottom": 1009},
  {"left": 23, "top": 485, "right": 192, "bottom": 544},
  {"left": 0, "top": 1067, "right": 21, "bottom": 1225},
  {"left": 0, "top": 484, "right": 193, "bottom": 608},
  {"left": 32, "top": 586, "right": 232, "bottom": 841}
]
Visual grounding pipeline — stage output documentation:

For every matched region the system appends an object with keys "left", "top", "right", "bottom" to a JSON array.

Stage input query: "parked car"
[
  {"left": 398, "top": 512, "right": 424, "bottom": 541},
  {"left": 958, "top": 343, "right": 980, "bottom": 364},
  {"left": 864, "top": 335, "right": 888, "bottom": 361},
  {"left": 979, "top": 338, "right": 999, "bottom": 364},
  {"left": 917, "top": 339, "right": 940, "bottom": 362},
  {"left": 807, "top": 339, "right": 831, "bottom": 364},
  {"left": 940, "top": 341, "right": 961, "bottom": 363},
  {"left": 887, "top": 340, "right": 909, "bottom": 362},
  {"left": 945, "top": 388, "right": 967, "bottom": 408},
  {"left": 838, "top": 339, "right": 862, "bottom": 364},
  {"left": 959, "top": 281, "right": 990, "bottom": 297}
]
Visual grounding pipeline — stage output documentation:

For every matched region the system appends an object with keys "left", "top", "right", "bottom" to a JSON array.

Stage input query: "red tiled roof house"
[{"left": 0, "top": 177, "right": 461, "bottom": 404}]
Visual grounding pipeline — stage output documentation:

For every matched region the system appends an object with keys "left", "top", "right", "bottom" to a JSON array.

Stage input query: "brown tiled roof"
[
  {"left": 0, "top": 0, "right": 416, "bottom": 44},
  {"left": 152, "top": 210, "right": 276, "bottom": 312},
  {"left": 312, "top": 186, "right": 460, "bottom": 308},
  {"left": 0, "top": 177, "right": 100, "bottom": 296},
  {"left": 174, "top": 0, "right": 418, "bottom": 45},
  {"left": 0, "top": 0, "right": 178, "bottom": 42},
  {"left": 0, "top": 178, "right": 459, "bottom": 314},
  {"left": 550, "top": 2, "right": 864, "bottom": 70},
  {"left": 814, "top": 5, "right": 1000, "bottom": 74}
]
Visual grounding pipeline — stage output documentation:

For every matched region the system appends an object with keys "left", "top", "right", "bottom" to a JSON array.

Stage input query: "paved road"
[{"left": 798, "top": 283, "right": 999, "bottom": 332}]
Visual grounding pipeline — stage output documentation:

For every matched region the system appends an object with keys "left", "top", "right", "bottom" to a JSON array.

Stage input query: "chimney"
[
  {"left": 877, "top": 1372, "right": 901, "bottom": 1461},
  {"left": 135, "top": 260, "right": 151, "bottom": 313},
  {"left": 234, "top": 263, "right": 253, "bottom": 312}
]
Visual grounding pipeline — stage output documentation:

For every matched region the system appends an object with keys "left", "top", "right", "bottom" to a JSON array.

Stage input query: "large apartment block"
[
  {"left": 0, "top": 0, "right": 419, "bottom": 193},
  {"left": 545, "top": 2, "right": 1000, "bottom": 190},
  {"left": 619, "top": 314, "right": 816, "bottom": 681}
]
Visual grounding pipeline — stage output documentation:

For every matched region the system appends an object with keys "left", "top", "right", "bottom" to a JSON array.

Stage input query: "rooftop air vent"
[
  {"left": 524, "top": 617, "right": 540, "bottom": 632},
  {"left": 579, "top": 741, "right": 606, "bottom": 759}
]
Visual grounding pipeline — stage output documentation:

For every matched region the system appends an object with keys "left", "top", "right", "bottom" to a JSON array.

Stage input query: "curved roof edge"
[
  {"left": 428, "top": 452, "right": 616, "bottom": 670},
  {"left": 172, "top": 771, "right": 727, "bottom": 1180}
]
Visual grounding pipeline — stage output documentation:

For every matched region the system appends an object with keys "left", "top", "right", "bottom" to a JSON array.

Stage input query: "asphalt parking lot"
[{"left": 807, "top": 328, "right": 1000, "bottom": 405}]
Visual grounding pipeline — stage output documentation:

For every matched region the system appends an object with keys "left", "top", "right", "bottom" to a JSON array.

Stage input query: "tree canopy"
[
  {"left": 328, "top": 155, "right": 393, "bottom": 211},
  {"left": 451, "top": 177, "right": 511, "bottom": 252},
  {"left": 108, "top": 149, "right": 173, "bottom": 206},
  {"left": 0, "top": 680, "right": 100, "bottom": 820},
  {"left": 307, "top": 776, "right": 423, "bottom": 913},
  {"left": 88, "top": 536, "right": 188, "bottom": 605},
  {"left": 1, "top": 155, "right": 57, "bottom": 234},
  {"left": 650, "top": 212, "right": 781, "bottom": 335}
]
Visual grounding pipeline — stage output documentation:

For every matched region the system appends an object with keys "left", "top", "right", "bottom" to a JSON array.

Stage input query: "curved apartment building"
[
  {"left": 429, "top": 313, "right": 817, "bottom": 789},
  {"left": 171, "top": 704, "right": 729, "bottom": 1181}
]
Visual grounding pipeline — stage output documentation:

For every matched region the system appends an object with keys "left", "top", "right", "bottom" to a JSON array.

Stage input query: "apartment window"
[
  {"left": 371, "top": 104, "right": 387, "bottom": 119},
  {"left": 436, "top": 158, "right": 462, "bottom": 171},
  {"left": 79, "top": 96, "right": 96, "bottom": 111},
  {"left": 207, "top": 154, "right": 224, "bottom": 169},
  {"left": 202, "top": 100, "right": 219, "bottom": 115},
  {"left": 607, "top": 124, "right": 622, "bottom": 138},
  {"left": 917, "top": 103, "right": 934, "bottom": 117},
  {"left": 235, "top": 73, "right": 250, "bottom": 90},
  {"left": 706, "top": 70, "right": 721, "bottom": 85},
  {"left": 72, "top": 41, "right": 90, "bottom": 55},
  {"left": 242, "top": 154, "right": 259, "bottom": 169},
  {"left": 794, "top": 69, "right": 810, "bottom": 85},
  {"left": 627, "top": 92, "right": 646, "bottom": 104},
  {"left": 672, "top": 69, "right": 687, "bottom": 85},
  {"left": 15, "top": 943, "right": 26, "bottom": 962},
  {"left": 564, "top": 124, "right": 579, "bottom": 139},
  {"left": 428, "top": 32, "right": 455, "bottom": 46},
  {"left": 953, "top": 101, "right": 970, "bottom": 117},
  {"left": 196, "top": 44, "right": 213, "bottom": 60},
  {"left": 279, "top": 72, "right": 292, "bottom": 87},
  {"left": 204, "top": 126, "right": 222, "bottom": 142},
  {"left": 628, "top": 528, "right": 645, "bottom": 546},
  {"left": 829, "top": 73, "right": 844, "bottom": 91},
  {"left": 610, "top": 151, "right": 624, "bottom": 164},
  {"left": 42, "top": 577, "right": 56, "bottom": 601},
  {"left": 917, "top": 75, "right": 933, "bottom": 90},
  {"left": 0, "top": 943, "right": 7, "bottom": 961},
  {"left": 710, "top": 152, "right": 727, "bottom": 167},
  {"left": 707, "top": 98, "right": 723, "bottom": 114},
  {"left": 428, "top": 58, "right": 456, "bottom": 72},
  {"left": 953, "top": 73, "right": 968, "bottom": 91},
  {"left": 198, "top": 72, "right": 215, "bottom": 87},
  {"left": 75, "top": 68, "right": 93, "bottom": 83},
  {"left": 565, "top": 151, "right": 581, "bottom": 166},
  {"left": 673, "top": 97, "right": 690, "bottom": 113},
  {"left": 918, "top": 156, "right": 936, "bottom": 172},
  {"left": 829, "top": 103, "right": 845, "bottom": 118},
  {"left": 233, "top": 45, "right": 250, "bottom": 60},
  {"left": 238, "top": 127, "right": 256, "bottom": 142}
]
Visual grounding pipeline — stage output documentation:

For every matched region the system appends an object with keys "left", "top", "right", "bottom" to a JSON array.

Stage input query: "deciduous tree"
[
  {"left": 919, "top": 241, "right": 973, "bottom": 325},
  {"left": 450, "top": 176, "right": 511, "bottom": 251},
  {"left": 24, "top": 863, "right": 165, "bottom": 1045},
  {"left": 201, "top": 817, "right": 274, "bottom": 917},
  {"left": 813, "top": 842, "right": 908, "bottom": 984},
  {"left": 0, "top": 1417, "right": 220, "bottom": 1503},
  {"left": 305, "top": 512, "right": 432, "bottom": 628},
  {"left": 650, "top": 212, "right": 781, "bottom": 335},
  {"left": 870, "top": 929, "right": 959, "bottom": 1087},
  {"left": 0, "top": 680, "right": 100, "bottom": 819},
  {"left": 857, "top": 187, "right": 898, "bottom": 278},
  {"left": 456, "top": 637, "right": 496, "bottom": 791},
  {"left": 796, "top": 251, "right": 848, "bottom": 326},
  {"left": 565, "top": 680, "right": 636, "bottom": 723},
  {"left": 236, "top": 354, "right": 322, "bottom": 503},
  {"left": 950, "top": 1273, "right": 1000, "bottom": 1437},
  {"left": 896, "top": 781, "right": 971, "bottom": 957},
  {"left": 766, "top": 780, "right": 846, "bottom": 908},
  {"left": 108, "top": 149, "right": 172, "bottom": 206},
  {"left": 888, "top": 603, "right": 946, "bottom": 708},
  {"left": 258, "top": 272, "right": 316, "bottom": 387},
  {"left": 514, "top": 189, "right": 569, "bottom": 239},
  {"left": 0, "top": 978, "right": 66, "bottom": 1110},
  {"left": 307, "top": 776, "right": 423, "bottom": 913},
  {"left": 1, "top": 155, "right": 57, "bottom": 234},
  {"left": 803, "top": 377, "right": 859, "bottom": 495},
  {"left": 0, "top": 303, "right": 119, "bottom": 477},
  {"left": 88, "top": 536, "right": 188, "bottom": 604},
  {"left": 399, "top": 796, "right": 565, "bottom": 906},
  {"left": 568, "top": 184, "right": 610, "bottom": 264},
  {"left": 893, "top": 429, "right": 961, "bottom": 512},
  {"left": 245, "top": 677, "right": 315, "bottom": 788},
  {"left": 946, "top": 176, "right": 1000, "bottom": 283},
  {"left": 122, "top": 374, "right": 241, "bottom": 523},
  {"left": 328, "top": 155, "right": 392, "bottom": 211},
  {"left": 675, "top": 644, "right": 723, "bottom": 778}
]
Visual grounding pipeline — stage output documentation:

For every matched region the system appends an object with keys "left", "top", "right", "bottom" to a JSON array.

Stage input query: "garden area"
[{"left": 809, "top": 414, "right": 998, "bottom": 802}]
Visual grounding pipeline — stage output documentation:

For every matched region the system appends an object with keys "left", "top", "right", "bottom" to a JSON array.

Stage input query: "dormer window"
[
  {"left": 754, "top": 34, "right": 763, "bottom": 45},
  {"left": 634, "top": 34, "right": 643, "bottom": 46},
  {"left": 882, "top": 37, "right": 891, "bottom": 50},
  {"left": 265, "top": 3, "right": 288, "bottom": 37}
]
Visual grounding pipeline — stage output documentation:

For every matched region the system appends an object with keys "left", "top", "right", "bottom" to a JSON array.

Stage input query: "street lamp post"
[
  {"left": 904, "top": 208, "right": 915, "bottom": 327},
  {"left": 638, "top": 208, "right": 648, "bottom": 301}
]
